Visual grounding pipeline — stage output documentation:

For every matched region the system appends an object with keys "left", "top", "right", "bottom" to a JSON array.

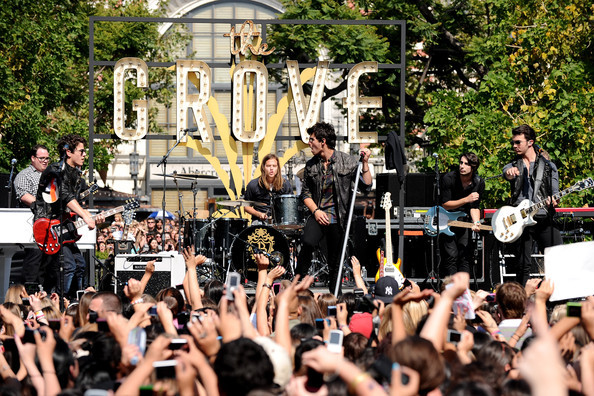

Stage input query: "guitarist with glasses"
[
  {"left": 502, "top": 124, "right": 561, "bottom": 286},
  {"left": 441, "top": 152, "right": 485, "bottom": 276},
  {"left": 33, "top": 134, "right": 105, "bottom": 297}
]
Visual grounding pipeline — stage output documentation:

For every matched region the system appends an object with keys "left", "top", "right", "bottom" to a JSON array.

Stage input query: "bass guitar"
[
  {"left": 492, "top": 177, "right": 594, "bottom": 243},
  {"left": 33, "top": 199, "right": 139, "bottom": 254},
  {"left": 375, "top": 192, "right": 405, "bottom": 286},
  {"left": 424, "top": 206, "right": 492, "bottom": 237}
]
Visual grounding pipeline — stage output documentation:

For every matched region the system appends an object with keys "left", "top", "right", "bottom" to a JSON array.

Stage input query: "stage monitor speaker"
[
  {"left": 114, "top": 253, "right": 185, "bottom": 296},
  {"left": 375, "top": 173, "right": 435, "bottom": 217}
]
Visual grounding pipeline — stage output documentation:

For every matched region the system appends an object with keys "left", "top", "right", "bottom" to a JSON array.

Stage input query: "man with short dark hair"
[
  {"left": 440, "top": 152, "right": 485, "bottom": 275},
  {"left": 296, "top": 122, "right": 372, "bottom": 294},
  {"left": 34, "top": 134, "right": 103, "bottom": 296},
  {"left": 88, "top": 291, "right": 123, "bottom": 318},
  {"left": 14, "top": 144, "right": 50, "bottom": 284},
  {"left": 503, "top": 124, "right": 561, "bottom": 286}
]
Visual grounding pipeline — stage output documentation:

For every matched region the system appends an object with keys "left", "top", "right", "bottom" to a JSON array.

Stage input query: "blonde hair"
[
  {"left": 379, "top": 303, "right": 393, "bottom": 340},
  {"left": 403, "top": 301, "right": 429, "bottom": 335},
  {"left": 4, "top": 284, "right": 25, "bottom": 304}
]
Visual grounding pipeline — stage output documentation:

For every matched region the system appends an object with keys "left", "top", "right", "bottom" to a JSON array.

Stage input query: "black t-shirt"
[
  {"left": 244, "top": 178, "right": 292, "bottom": 215},
  {"left": 440, "top": 171, "right": 485, "bottom": 215}
]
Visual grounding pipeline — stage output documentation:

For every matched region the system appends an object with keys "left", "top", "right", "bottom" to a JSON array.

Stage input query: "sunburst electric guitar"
[
  {"left": 375, "top": 192, "right": 405, "bottom": 286},
  {"left": 492, "top": 177, "right": 594, "bottom": 243}
]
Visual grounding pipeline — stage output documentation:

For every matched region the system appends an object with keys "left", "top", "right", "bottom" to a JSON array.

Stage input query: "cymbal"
[
  {"left": 153, "top": 172, "right": 217, "bottom": 180},
  {"left": 177, "top": 172, "right": 218, "bottom": 179},
  {"left": 218, "top": 199, "right": 259, "bottom": 207}
]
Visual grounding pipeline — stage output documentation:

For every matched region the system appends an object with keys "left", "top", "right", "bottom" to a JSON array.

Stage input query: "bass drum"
[{"left": 231, "top": 225, "right": 290, "bottom": 283}]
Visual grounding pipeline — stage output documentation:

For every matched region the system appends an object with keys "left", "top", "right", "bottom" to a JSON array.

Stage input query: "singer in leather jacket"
[
  {"left": 502, "top": 124, "right": 561, "bottom": 286},
  {"left": 297, "top": 122, "right": 371, "bottom": 294}
]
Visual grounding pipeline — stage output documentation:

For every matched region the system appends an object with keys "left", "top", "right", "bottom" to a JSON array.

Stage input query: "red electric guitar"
[{"left": 33, "top": 199, "right": 139, "bottom": 254}]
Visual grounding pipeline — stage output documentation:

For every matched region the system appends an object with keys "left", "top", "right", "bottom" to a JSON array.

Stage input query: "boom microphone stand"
[{"left": 157, "top": 128, "right": 192, "bottom": 251}]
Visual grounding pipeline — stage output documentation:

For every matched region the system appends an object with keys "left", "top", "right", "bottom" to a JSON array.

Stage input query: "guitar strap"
[{"left": 533, "top": 156, "right": 546, "bottom": 203}]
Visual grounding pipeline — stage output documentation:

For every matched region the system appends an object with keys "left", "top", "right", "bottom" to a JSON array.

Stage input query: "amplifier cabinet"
[{"left": 114, "top": 253, "right": 185, "bottom": 296}]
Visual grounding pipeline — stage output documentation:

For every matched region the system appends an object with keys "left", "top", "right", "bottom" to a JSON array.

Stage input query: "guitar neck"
[
  {"left": 384, "top": 207, "right": 393, "bottom": 263},
  {"left": 73, "top": 205, "right": 125, "bottom": 229},
  {"left": 448, "top": 220, "right": 492, "bottom": 231},
  {"left": 528, "top": 186, "right": 572, "bottom": 215}
]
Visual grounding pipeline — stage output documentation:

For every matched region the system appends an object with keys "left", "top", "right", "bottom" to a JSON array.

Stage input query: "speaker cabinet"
[{"left": 114, "top": 254, "right": 185, "bottom": 296}]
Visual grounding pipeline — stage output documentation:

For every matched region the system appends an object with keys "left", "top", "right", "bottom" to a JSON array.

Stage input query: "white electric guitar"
[{"left": 492, "top": 177, "right": 594, "bottom": 243}]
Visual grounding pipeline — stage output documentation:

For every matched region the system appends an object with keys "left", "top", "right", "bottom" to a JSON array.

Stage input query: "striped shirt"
[{"left": 14, "top": 164, "right": 42, "bottom": 207}]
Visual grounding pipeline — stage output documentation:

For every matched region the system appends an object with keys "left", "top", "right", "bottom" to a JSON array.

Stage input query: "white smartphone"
[
  {"left": 447, "top": 329, "right": 462, "bottom": 345},
  {"left": 226, "top": 272, "right": 241, "bottom": 301},
  {"left": 327, "top": 330, "right": 343, "bottom": 353}
]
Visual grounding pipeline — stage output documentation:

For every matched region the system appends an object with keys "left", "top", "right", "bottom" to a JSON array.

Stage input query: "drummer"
[{"left": 244, "top": 154, "right": 292, "bottom": 224}]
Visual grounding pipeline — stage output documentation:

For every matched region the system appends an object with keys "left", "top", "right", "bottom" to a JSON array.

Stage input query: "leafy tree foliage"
[
  {"left": 0, "top": 0, "right": 187, "bottom": 174},
  {"left": 267, "top": 0, "right": 594, "bottom": 207}
]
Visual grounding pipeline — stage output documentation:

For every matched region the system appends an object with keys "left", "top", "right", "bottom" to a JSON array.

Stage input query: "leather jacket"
[
  {"left": 504, "top": 152, "right": 558, "bottom": 217},
  {"left": 33, "top": 162, "right": 85, "bottom": 221},
  {"left": 300, "top": 150, "right": 371, "bottom": 229}
]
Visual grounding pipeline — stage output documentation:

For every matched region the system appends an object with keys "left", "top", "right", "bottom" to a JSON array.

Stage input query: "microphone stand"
[
  {"left": 90, "top": 254, "right": 125, "bottom": 288},
  {"left": 426, "top": 154, "right": 441, "bottom": 291},
  {"left": 7, "top": 159, "right": 16, "bottom": 208},
  {"left": 334, "top": 153, "right": 365, "bottom": 297},
  {"left": 57, "top": 148, "right": 70, "bottom": 311},
  {"left": 157, "top": 128, "right": 190, "bottom": 251}
]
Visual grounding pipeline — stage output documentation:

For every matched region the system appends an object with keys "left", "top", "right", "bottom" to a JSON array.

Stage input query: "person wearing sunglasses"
[
  {"left": 14, "top": 144, "right": 50, "bottom": 286},
  {"left": 33, "top": 134, "right": 105, "bottom": 298},
  {"left": 502, "top": 124, "right": 561, "bottom": 286}
]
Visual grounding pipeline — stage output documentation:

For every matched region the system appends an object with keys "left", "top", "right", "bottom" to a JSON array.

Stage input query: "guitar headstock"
[
  {"left": 124, "top": 199, "right": 140, "bottom": 211},
  {"left": 380, "top": 192, "right": 393, "bottom": 211},
  {"left": 575, "top": 177, "right": 594, "bottom": 192},
  {"left": 122, "top": 209, "right": 135, "bottom": 225}
]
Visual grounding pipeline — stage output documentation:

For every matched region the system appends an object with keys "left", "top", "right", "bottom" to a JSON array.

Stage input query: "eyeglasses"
[
  {"left": 36, "top": 157, "right": 50, "bottom": 162},
  {"left": 511, "top": 140, "right": 525, "bottom": 145},
  {"left": 77, "top": 149, "right": 86, "bottom": 155}
]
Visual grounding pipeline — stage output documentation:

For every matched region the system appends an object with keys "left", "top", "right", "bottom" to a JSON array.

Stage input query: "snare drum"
[
  {"left": 231, "top": 225, "right": 290, "bottom": 282},
  {"left": 273, "top": 195, "right": 304, "bottom": 230}
]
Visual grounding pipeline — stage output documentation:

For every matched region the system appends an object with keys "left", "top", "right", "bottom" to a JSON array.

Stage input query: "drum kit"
[
  {"left": 154, "top": 172, "right": 324, "bottom": 285},
  {"left": 182, "top": 195, "right": 314, "bottom": 285}
]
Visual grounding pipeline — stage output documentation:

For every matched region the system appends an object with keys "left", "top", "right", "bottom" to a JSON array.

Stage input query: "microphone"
[
  {"left": 11, "top": 158, "right": 17, "bottom": 166},
  {"left": 183, "top": 127, "right": 198, "bottom": 134},
  {"left": 432, "top": 153, "right": 438, "bottom": 158}
]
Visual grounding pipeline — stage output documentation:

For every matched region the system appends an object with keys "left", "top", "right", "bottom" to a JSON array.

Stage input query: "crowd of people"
[
  {"left": 96, "top": 215, "right": 182, "bottom": 259},
  {"left": 1, "top": 246, "right": 593, "bottom": 396}
]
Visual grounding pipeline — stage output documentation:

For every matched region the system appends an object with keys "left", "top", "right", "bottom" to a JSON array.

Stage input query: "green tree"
[
  {"left": 267, "top": 0, "right": 594, "bottom": 207},
  {"left": 0, "top": 0, "right": 188, "bottom": 175}
]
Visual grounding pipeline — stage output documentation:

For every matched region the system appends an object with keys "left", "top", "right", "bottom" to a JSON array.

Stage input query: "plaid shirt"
[{"left": 14, "top": 164, "right": 42, "bottom": 207}]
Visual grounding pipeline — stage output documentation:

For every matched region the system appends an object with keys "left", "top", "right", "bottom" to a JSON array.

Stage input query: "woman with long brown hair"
[{"left": 244, "top": 153, "right": 292, "bottom": 223}]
